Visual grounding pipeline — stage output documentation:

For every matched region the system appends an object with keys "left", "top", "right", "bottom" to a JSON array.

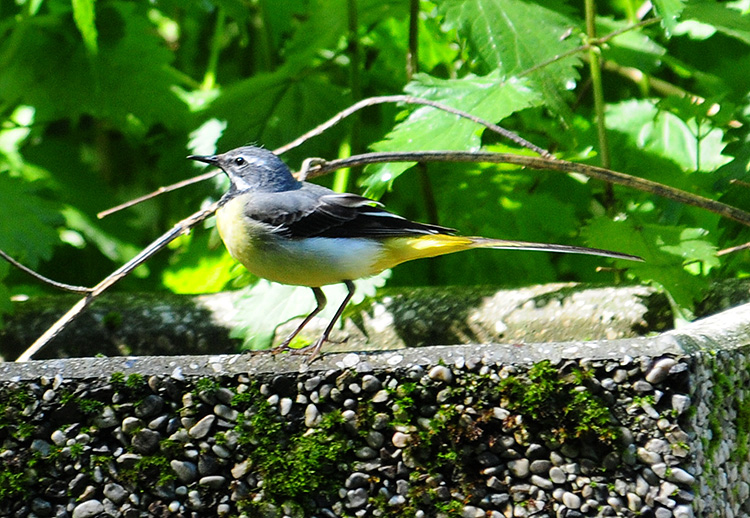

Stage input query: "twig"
[
  {"left": 273, "top": 95, "right": 553, "bottom": 157},
  {"left": 97, "top": 170, "right": 219, "bottom": 219},
  {"left": 0, "top": 249, "right": 91, "bottom": 294},
  {"left": 718, "top": 242, "right": 750, "bottom": 257},
  {"left": 303, "top": 150, "right": 750, "bottom": 228},
  {"left": 15, "top": 201, "right": 221, "bottom": 362},
  {"left": 585, "top": 0, "right": 613, "bottom": 208},
  {"left": 98, "top": 94, "right": 553, "bottom": 218},
  {"left": 518, "top": 18, "right": 661, "bottom": 79}
]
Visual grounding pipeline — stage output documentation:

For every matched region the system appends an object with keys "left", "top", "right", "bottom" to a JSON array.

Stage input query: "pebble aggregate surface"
[{"left": 0, "top": 348, "right": 743, "bottom": 517}]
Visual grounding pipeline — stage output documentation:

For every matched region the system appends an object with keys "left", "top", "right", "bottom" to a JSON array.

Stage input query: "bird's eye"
[{"left": 234, "top": 157, "right": 245, "bottom": 166}]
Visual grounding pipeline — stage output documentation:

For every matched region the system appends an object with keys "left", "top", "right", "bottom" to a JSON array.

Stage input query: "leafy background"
[{"left": 1, "top": 0, "right": 749, "bottom": 350}]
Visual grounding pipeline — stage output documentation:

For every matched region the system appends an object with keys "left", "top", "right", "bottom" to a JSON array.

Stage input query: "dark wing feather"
[{"left": 243, "top": 184, "right": 454, "bottom": 238}]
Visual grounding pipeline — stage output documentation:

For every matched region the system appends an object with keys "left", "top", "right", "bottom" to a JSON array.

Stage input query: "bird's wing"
[{"left": 243, "top": 185, "right": 454, "bottom": 238}]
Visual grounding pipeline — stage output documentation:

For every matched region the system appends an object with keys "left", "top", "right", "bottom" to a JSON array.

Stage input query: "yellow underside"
[
  {"left": 373, "top": 235, "right": 477, "bottom": 271},
  {"left": 216, "top": 197, "right": 482, "bottom": 287}
]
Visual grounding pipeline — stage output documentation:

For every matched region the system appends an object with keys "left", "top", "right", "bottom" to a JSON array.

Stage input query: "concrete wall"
[{"left": 1, "top": 302, "right": 749, "bottom": 518}]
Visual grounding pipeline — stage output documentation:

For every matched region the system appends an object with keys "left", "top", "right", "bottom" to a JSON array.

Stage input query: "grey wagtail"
[{"left": 188, "top": 146, "right": 642, "bottom": 357}]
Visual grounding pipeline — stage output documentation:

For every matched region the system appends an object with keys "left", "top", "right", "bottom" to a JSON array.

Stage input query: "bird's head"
[{"left": 188, "top": 146, "right": 299, "bottom": 193}]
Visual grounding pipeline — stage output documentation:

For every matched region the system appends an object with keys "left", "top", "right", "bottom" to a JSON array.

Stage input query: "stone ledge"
[{"left": 0, "top": 298, "right": 748, "bottom": 517}]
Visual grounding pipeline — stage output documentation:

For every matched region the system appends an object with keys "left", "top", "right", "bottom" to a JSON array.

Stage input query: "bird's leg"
[
  {"left": 273, "top": 287, "right": 327, "bottom": 353},
  {"left": 304, "top": 280, "right": 356, "bottom": 362}
]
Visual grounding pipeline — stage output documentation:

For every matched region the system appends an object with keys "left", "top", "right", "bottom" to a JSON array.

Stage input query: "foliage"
[
  {"left": 498, "top": 360, "right": 620, "bottom": 445},
  {"left": 2, "top": 0, "right": 750, "bottom": 349},
  {"left": 232, "top": 385, "right": 353, "bottom": 509}
]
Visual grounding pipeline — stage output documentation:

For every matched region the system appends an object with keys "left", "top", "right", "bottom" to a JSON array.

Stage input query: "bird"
[{"left": 188, "top": 146, "right": 642, "bottom": 359}]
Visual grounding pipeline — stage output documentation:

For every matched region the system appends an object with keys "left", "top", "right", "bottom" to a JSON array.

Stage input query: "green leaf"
[
  {"left": 605, "top": 99, "right": 731, "bottom": 173},
  {"left": 206, "top": 69, "right": 350, "bottom": 159},
  {"left": 230, "top": 272, "right": 390, "bottom": 351},
  {"left": 72, "top": 0, "right": 98, "bottom": 54},
  {"left": 597, "top": 17, "right": 666, "bottom": 74},
  {"left": 438, "top": 0, "right": 582, "bottom": 117},
  {"left": 0, "top": 175, "right": 61, "bottom": 267},
  {"left": 0, "top": 2, "right": 185, "bottom": 130},
  {"left": 361, "top": 72, "right": 543, "bottom": 198},
  {"left": 162, "top": 232, "right": 241, "bottom": 294},
  {"left": 583, "top": 215, "right": 719, "bottom": 319},
  {"left": 682, "top": 0, "right": 750, "bottom": 45},
  {"left": 60, "top": 206, "right": 142, "bottom": 266},
  {"left": 284, "top": 0, "right": 407, "bottom": 66},
  {"left": 653, "top": 0, "right": 687, "bottom": 35}
]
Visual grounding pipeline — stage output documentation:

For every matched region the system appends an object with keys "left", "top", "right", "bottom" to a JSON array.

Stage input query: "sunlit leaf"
[
  {"left": 438, "top": 0, "right": 582, "bottom": 117},
  {"left": 362, "top": 72, "right": 542, "bottom": 198},
  {"left": 583, "top": 215, "right": 719, "bottom": 319},
  {"left": 163, "top": 250, "right": 239, "bottom": 294},
  {"left": 230, "top": 271, "right": 391, "bottom": 350},
  {"left": 683, "top": 0, "right": 750, "bottom": 44},
  {"left": 653, "top": 0, "right": 687, "bottom": 35},
  {"left": 606, "top": 99, "right": 731, "bottom": 173},
  {"left": 72, "top": 0, "right": 98, "bottom": 54}
]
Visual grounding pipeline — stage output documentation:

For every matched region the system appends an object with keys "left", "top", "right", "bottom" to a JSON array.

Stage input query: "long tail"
[
  {"left": 467, "top": 236, "right": 643, "bottom": 261},
  {"left": 381, "top": 234, "right": 642, "bottom": 269}
]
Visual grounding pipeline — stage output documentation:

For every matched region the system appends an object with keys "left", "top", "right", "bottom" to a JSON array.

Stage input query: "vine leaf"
[
  {"left": 362, "top": 72, "right": 542, "bottom": 198},
  {"left": 438, "top": 0, "right": 582, "bottom": 118},
  {"left": 583, "top": 215, "right": 719, "bottom": 319},
  {"left": 72, "top": 0, "right": 98, "bottom": 54},
  {"left": 652, "top": 0, "right": 686, "bottom": 36}
]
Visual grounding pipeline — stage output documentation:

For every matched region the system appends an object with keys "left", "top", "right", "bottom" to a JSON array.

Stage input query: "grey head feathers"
[{"left": 188, "top": 146, "right": 300, "bottom": 193}]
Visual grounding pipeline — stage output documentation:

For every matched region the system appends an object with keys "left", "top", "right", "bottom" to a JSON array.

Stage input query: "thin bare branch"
[
  {"left": 0, "top": 249, "right": 92, "bottom": 293},
  {"left": 273, "top": 95, "right": 552, "bottom": 158},
  {"left": 304, "top": 150, "right": 750, "bottom": 228},
  {"left": 518, "top": 18, "right": 661, "bottom": 79},
  {"left": 98, "top": 95, "right": 552, "bottom": 219},
  {"left": 718, "top": 242, "right": 750, "bottom": 257},
  {"left": 15, "top": 201, "right": 221, "bottom": 362},
  {"left": 97, "top": 170, "right": 220, "bottom": 219}
]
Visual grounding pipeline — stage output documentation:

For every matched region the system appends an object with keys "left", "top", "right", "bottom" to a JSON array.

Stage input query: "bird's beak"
[{"left": 187, "top": 154, "right": 218, "bottom": 165}]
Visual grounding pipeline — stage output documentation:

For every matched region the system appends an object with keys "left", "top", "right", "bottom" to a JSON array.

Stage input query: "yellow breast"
[{"left": 215, "top": 195, "right": 387, "bottom": 287}]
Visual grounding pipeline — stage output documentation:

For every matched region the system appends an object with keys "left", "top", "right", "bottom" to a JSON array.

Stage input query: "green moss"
[
  {"left": 195, "top": 377, "right": 221, "bottom": 397},
  {"left": 78, "top": 398, "right": 105, "bottom": 415},
  {"left": 735, "top": 398, "right": 750, "bottom": 463},
  {"left": 0, "top": 470, "right": 26, "bottom": 505},
  {"left": 497, "top": 360, "right": 620, "bottom": 446},
  {"left": 125, "top": 373, "right": 146, "bottom": 391},
  {"left": 120, "top": 455, "right": 176, "bottom": 486},
  {"left": 434, "top": 500, "right": 464, "bottom": 517},
  {"left": 232, "top": 384, "right": 354, "bottom": 511}
]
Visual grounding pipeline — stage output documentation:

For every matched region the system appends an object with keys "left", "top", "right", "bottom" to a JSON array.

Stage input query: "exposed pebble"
[
  {"left": 562, "top": 492, "right": 581, "bottom": 509},
  {"left": 171, "top": 460, "right": 198, "bottom": 483},
  {"left": 428, "top": 365, "right": 453, "bottom": 383},
  {"left": 72, "top": 500, "right": 104, "bottom": 518},
  {"left": 507, "top": 458, "right": 530, "bottom": 478},
  {"left": 188, "top": 415, "right": 215, "bottom": 439},
  {"left": 646, "top": 358, "right": 677, "bottom": 384}
]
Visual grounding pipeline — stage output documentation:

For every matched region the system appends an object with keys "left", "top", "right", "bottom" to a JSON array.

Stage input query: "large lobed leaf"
[
  {"left": 0, "top": 2, "right": 185, "bottom": 131},
  {"left": 362, "top": 71, "right": 543, "bottom": 198},
  {"left": 0, "top": 175, "right": 61, "bottom": 267},
  {"left": 438, "top": 0, "right": 583, "bottom": 118},
  {"left": 606, "top": 99, "right": 731, "bottom": 175},
  {"left": 583, "top": 215, "right": 719, "bottom": 319}
]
